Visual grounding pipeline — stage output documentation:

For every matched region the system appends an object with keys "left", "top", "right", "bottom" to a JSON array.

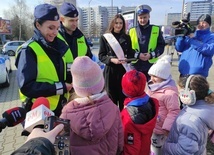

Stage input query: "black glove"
[{"left": 22, "top": 98, "right": 33, "bottom": 112}]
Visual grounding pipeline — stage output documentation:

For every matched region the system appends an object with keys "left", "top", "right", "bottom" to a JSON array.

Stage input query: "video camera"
[{"left": 171, "top": 13, "right": 197, "bottom": 36}]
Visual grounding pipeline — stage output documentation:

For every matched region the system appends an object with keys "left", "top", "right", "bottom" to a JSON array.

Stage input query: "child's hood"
[
  {"left": 186, "top": 100, "right": 214, "bottom": 130},
  {"left": 60, "top": 92, "right": 119, "bottom": 142}
]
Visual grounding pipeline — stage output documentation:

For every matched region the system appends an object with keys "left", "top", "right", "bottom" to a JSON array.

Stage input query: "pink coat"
[
  {"left": 60, "top": 92, "right": 124, "bottom": 155},
  {"left": 147, "top": 85, "right": 180, "bottom": 135}
]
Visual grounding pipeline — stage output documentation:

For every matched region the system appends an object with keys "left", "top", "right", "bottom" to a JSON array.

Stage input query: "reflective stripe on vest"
[
  {"left": 19, "top": 41, "right": 67, "bottom": 110},
  {"left": 15, "top": 46, "right": 22, "bottom": 58},
  {"left": 129, "top": 26, "right": 159, "bottom": 63}
]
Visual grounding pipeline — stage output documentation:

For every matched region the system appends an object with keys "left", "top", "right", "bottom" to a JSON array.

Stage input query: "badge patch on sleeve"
[{"left": 127, "top": 133, "right": 134, "bottom": 145}]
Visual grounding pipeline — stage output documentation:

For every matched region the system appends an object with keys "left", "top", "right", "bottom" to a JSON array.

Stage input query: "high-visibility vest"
[
  {"left": 57, "top": 33, "right": 88, "bottom": 62},
  {"left": 19, "top": 41, "right": 67, "bottom": 110},
  {"left": 129, "top": 26, "right": 159, "bottom": 63}
]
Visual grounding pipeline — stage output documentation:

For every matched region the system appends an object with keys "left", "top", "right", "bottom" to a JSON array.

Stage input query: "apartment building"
[
  {"left": 105, "top": 6, "right": 119, "bottom": 24},
  {"left": 43, "top": 0, "right": 137, "bottom": 37},
  {"left": 165, "top": 0, "right": 213, "bottom": 26},
  {"left": 184, "top": 0, "right": 212, "bottom": 21},
  {"left": 165, "top": 13, "right": 182, "bottom": 26},
  {"left": 80, "top": 6, "right": 108, "bottom": 38},
  {"left": 79, "top": 6, "right": 137, "bottom": 37},
  {"left": 44, "top": 0, "right": 76, "bottom": 11}
]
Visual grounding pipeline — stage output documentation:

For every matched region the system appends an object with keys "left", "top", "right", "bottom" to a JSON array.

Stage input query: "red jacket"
[{"left": 121, "top": 96, "right": 159, "bottom": 155}]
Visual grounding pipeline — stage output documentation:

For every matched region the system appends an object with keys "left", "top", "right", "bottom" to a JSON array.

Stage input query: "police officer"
[
  {"left": 58, "top": 2, "right": 93, "bottom": 83},
  {"left": 129, "top": 4, "right": 165, "bottom": 81},
  {"left": 15, "top": 3, "right": 72, "bottom": 117}
]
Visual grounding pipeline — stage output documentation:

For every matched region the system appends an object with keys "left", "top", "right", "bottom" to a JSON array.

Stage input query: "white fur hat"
[{"left": 148, "top": 55, "right": 171, "bottom": 80}]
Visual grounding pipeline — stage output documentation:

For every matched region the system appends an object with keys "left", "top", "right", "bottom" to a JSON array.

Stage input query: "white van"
[{"left": 2, "top": 41, "right": 25, "bottom": 56}]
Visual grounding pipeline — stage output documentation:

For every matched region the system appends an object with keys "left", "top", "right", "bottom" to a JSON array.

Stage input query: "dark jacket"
[
  {"left": 11, "top": 137, "right": 55, "bottom": 155},
  {"left": 121, "top": 94, "right": 159, "bottom": 155},
  {"left": 59, "top": 23, "right": 93, "bottom": 83},
  {"left": 59, "top": 23, "right": 92, "bottom": 59},
  {"left": 15, "top": 29, "right": 69, "bottom": 116},
  {"left": 131, "top": 22, "right": 165, "bottom": 72},
  {"left": 98, "top": 32, "right": 135, "bottom": 109}
]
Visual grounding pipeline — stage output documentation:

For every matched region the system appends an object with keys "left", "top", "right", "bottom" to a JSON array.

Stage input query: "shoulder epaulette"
[
  {"left": 16, "top": 38, "right": 34, "bottom": 57},
  {"left": 21, "top": 38, "right": 34, "bottom": 49}
]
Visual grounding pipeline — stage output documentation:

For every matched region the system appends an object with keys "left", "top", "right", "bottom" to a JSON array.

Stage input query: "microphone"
[
  {"left": 24, "top": 97, "right": 54, "bottom": 133},
  {"left": 31, "top": 97, "right": 50, "bottom": 109},
  {"left": 0, "top": 107, "right": 26, "bottom": 132}
]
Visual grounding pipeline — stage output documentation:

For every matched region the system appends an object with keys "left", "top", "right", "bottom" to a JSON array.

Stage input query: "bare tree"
[{"left": 3, "top": 0, "right": 34, "bottom": 40}]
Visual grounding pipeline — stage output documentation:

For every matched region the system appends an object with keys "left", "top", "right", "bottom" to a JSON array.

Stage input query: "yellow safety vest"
[
  {"left": 19, "top": 41, "right": 67, "bottom": 110},
  {"left": 57, "top": 33, "right": 88, "bottom": 64},
  {"left": 129, "top": 26, "right": 159, "bottom": 63}
]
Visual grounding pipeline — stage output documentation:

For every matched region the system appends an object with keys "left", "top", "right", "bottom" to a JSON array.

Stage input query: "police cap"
[
  {"left": 136, "top": 5, "right": 152, "bottom": 16},
  {"left": 60, "top": 2, "right": 79, "bottom": 18},
  {"left": 34, "top": 3, "right": 59, "bottom": 21}
]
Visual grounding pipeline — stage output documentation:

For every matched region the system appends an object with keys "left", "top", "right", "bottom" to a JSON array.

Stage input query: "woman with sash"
[{"left": 99, "top": 14, "right": 137, "bottom": 110}]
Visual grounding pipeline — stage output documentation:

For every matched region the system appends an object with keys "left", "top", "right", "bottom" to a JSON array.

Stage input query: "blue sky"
[{"left": 0, "top": 0, "right": 203, "bottom": 25}]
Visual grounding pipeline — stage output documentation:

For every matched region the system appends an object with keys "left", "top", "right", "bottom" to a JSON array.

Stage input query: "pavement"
[
  {"left": 0, "top": 56, "right": 26, "bottom": 155},
  {"left": 0, "top": 46, "right": 214, "bottom": 154}
]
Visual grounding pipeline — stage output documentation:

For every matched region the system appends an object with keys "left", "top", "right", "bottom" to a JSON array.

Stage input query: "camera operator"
[
  {"left": 175, "top": 14, "right": 214, "bottom": 78},
  {"left": 11, "top": 124, "right": 64, "bottom": 155}
]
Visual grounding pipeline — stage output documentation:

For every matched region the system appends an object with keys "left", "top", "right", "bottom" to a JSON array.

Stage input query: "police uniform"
[
  {"left": 15, "top": 4, "right": 69, "bottom": 117},
  {"left": 129, "top": 5, "right": 165, "bottom": 81},
  {"left": 59, "top": 2, "right": 93, "bottom": 83}
]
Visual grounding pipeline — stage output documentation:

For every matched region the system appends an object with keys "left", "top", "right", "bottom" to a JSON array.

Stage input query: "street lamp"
[
  {"left": 111, "top": 0, "right": 113, "bottom": 19},
  {"left": 18, "top": 0, "right": 22, "bottom": 40},
  {"left": 181, "top": 0, "right": 185, "bottom": 19},
  {"left": 19, "top": 18, "right": 21, "bottom": 40},
  {"left": 165, "top": 7, "right": 172, "bottom": 26},
  {"left": 88, "top": 0, "right": 92, "bottom": 38}
]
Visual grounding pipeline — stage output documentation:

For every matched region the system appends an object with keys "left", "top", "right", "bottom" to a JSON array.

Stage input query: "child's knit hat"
[
  {"left": 71, "top": 56, "right": 104, "bottom": 97},
  {"left": 122, "top": 70, "right": 147, "bottom": 97},
  {"left": 148, "top": 55, "right": 171, "bottom": 80},
  {"left": 197, "top": 14, "right": 211, "bottom": 26}
]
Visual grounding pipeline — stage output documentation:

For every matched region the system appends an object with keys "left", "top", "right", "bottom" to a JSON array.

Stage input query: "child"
[
  {"left": 60, "top": 56, "right": 124, "bottom": 155},
  {"left": 147, "top": 55, "right": 180, "bottom": 155},
  {"left": 162, "top": 75, "right": 214, "bottom": 155},
  {"left": 121, "top": 70, "right": 159, "bottom": 155}
]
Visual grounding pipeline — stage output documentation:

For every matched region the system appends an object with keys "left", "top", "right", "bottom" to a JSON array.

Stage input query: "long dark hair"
[{"left": 106, "top": 14, "right": 126, "bottom": 34}]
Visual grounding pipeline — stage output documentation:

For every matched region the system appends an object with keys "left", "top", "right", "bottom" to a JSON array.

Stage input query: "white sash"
[{"left": 103, "top": 33, "right": 131, "bottom": 72}]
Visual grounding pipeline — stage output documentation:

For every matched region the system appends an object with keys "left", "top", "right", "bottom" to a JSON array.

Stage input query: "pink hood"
[{"left": 60, "top": 92, "right": 124, "bottom": 155}]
